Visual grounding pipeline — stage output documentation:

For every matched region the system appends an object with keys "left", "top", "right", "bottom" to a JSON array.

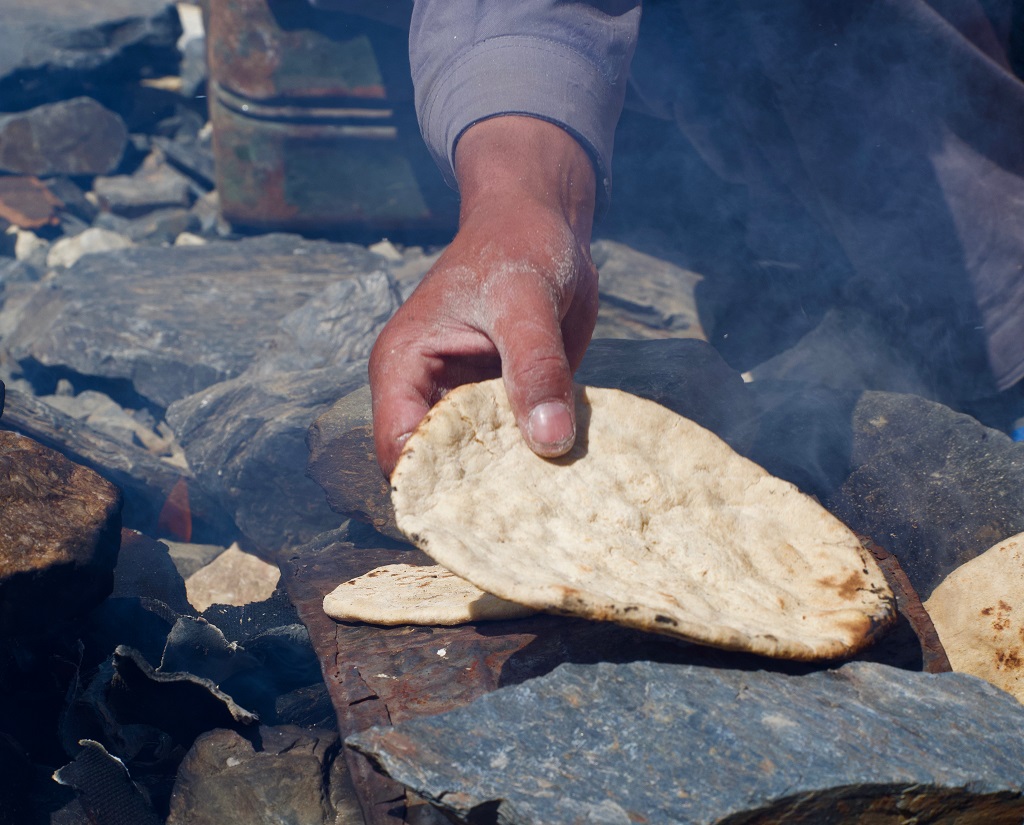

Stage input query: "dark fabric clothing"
[{"left": 408, "top": 0, "right": 1024, "bottom": 394}]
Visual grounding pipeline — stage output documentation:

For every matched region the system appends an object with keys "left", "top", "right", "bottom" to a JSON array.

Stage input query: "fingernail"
[{"left": 527, "top": 402, "right": 574, "bottom": 454}]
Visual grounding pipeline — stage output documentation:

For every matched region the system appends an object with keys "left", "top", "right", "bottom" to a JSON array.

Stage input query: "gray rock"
[
  {"left": 828, "top": 391, "right": 1024, "bottom": 599},
  {"left": 92, "top": 160, "right": 194, "bottom": 217},
  {"left": 166, "top": 363, "right": 368, "bottom": 552},
  {"left": 122, "top": 207, "right": 200, "bottom": 244},
  {"left": 0, "top": 0, "right": 181, "bottom": 111},
  {"left": 0, "top": 98, "right": 127, "bottom": 176},
  {"left": 166, "top": 726, "right": 349, "bottom": 825},
  {"left": 0, "top": 430, "right": 122, "bottom": 635},
  {"left": 46, "top": 226, "right": 133, "bottom": 269},
  {"left": 306, "top": 384, "right": 400, "bottom": 540},
  {"left": 349, "top": 661, "right": 1024, "bottom": 825},
  {"left": 7, "top": 234, "right": 394, "bottom": 408},
  {"left": 591, "top": 238, "right": 705, "bottom": 340}
]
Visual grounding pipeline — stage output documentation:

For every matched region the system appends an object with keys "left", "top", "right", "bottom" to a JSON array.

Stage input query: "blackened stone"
[
  {"left": 745, "top": 381, "right": 860, "bottom": 500},
  {"left": 349, "top": 661, "right": 1024, "bottom": 825},
  {"left": 53, "top": 739, "right": 161, "bottom": 825},
  {"left": 7, "top": 234, "right": 393, "bottom": 408},
  {"left": 0, "top": 430, "right": 122, "bottom": 635},
  {"left": 0, "top": 98, "right": 127, "bottom": 176},
  {"left": 828, "top": 391, "right": 1024, "bottom": 599},
  {"left": 113, "top": 530, "right": 192, "bottom": 615},
  {"left": 166, "top": 726, "right": 342, "bottom": 825},
  {"left": 167, "top": 363, "right": 367, "bottom": 552},
  {"left": 0, "top": 0, "right": 181, "bottom": 111}
]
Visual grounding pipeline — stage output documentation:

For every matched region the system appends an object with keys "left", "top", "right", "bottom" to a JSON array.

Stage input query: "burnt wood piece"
[
  {"left": 862, "top": 537, "right": 951, "bottom": 674},
  {"left": 0, "top": 388, "right": 234, "bottom": 540}
]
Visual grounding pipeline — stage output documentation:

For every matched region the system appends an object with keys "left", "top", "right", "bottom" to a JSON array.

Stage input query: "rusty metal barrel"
[{"left": 206, "top": 0, "right": 457, "bottom": 233}]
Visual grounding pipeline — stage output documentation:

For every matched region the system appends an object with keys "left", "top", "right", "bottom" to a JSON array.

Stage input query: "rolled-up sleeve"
[{"left": 410, "top": 0, "right": 641, "bottom": 206}]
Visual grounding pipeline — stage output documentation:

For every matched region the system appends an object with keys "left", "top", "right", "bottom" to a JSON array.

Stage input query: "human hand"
[{"left": 369, "top": 116, "right": 599, "bottom": 476}]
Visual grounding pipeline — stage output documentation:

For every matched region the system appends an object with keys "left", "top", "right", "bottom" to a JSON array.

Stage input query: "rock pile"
[{"left": 1, "top": 0, "right": 1024, "bottom": 822}]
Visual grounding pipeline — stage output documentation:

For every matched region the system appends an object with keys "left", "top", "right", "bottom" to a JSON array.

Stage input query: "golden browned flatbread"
[
  {"left": 323, "top": 563, "right": 536, "bottom": 625},
  {"left": 391, "top": 379, "right": 894, "bottom": 660},
  {"left": 925, "top": 533, "right": 1024, "bottom": 702}
]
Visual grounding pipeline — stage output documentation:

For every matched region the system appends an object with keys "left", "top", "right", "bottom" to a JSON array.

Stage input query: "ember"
[{"left": 2, "top": 0, "right": 1024, "bottom": 823}]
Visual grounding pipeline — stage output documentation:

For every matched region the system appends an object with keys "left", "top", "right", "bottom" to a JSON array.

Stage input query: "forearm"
[{"left": 455, "top": 116, "right": 597, "bottom": 247}]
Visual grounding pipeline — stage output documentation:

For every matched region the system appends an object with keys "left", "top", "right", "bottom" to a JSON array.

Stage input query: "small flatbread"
[
  {"left": 323, "top": 563, "right": 537, "bottom": 625},
  {"left": 391, "top": 380, "right": 894, "bottom": 660},
  {"left": 925, "top": 533, "right": 1024, "bottom": 702}
]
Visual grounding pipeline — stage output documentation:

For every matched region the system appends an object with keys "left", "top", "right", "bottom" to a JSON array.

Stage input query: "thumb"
[{"left": 493, "top": 294, "right": 577, "bottom": 458}]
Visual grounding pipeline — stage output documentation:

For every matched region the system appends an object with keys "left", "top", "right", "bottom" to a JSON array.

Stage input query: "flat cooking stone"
[
  {"left": 0, "top": 430, "right": 122, "bottom": 635},
  {"left": 0, "top": 0, "right": 180, "bottom": 111},
  {"left": 349, "top": 660, "right": 1024, "bottom": 825},
  {"left": 828, "top": 391, "right": 1024, "bottom": 599},
  {"left": 7, "top": 234, "right": 395, "bottom": 408}
]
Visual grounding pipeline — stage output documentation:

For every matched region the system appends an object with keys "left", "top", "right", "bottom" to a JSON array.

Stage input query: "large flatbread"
[
  {"left": 924, "top": 533, "right": 1024, "bottom": 702},
  {"left": 323, "top": 563, "right": 537, "bottom": 625},
  {"left": 391, "top": 380, "right": 895, "bottom": 660}
]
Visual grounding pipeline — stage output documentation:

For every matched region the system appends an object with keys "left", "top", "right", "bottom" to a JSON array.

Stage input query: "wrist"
[{"left": 454, "top": 116, "right": 597, "bottom": 244}]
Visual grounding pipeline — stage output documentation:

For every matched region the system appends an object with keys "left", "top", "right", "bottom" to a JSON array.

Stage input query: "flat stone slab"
[
  {"left": 350, "top": 660, "right": 1024, "bottom": 825},
  {"left": 7, "top": 234, "right": 395, "bottom": 408}
]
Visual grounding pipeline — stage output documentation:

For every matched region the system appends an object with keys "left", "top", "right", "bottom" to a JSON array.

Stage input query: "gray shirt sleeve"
[{"left": 410, "top": 0, "right": 641, "bottom": 207}]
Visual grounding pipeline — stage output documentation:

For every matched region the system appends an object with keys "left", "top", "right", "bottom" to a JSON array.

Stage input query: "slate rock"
[
  {"left": 166, "top": 726, "right": 347, "bottom": 825},
  {"left": 307, "top": 338, "right": 756, "bottom": 540},
  {"left": 306, "top": 384, "right": 401, "bottom": 541},
  {"left": 590, "top": 238, "right": 705, "bottom": 340},
  {"left": 0, "top": 98, "right": 127, "bottom": 176},
  {"left": 92, "top": 160, "right": 194, "bottom": 217},
  {"left": 166, "top": 363, "right": 368, "bottom": 551},
  {"left": 0, "top": 0, "right": 181, "bottom": 111},
  {"left": 121, "top": 207, "right": 200, "bottom": 244},
  {"left": 0, "top": 430, "right": 122, "bottom": 635},
  {"left": 828, "top": 391, "right": 1024, "bottom": 599},
  {"left": 349, "top": 661, "right": 1024, "bottom": 825},
  {"left": 7, "top": 234, "right": 394, "bottom": 408}
]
